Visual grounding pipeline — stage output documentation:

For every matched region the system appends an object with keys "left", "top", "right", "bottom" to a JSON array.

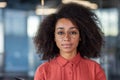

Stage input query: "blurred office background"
[{"left": 0, "top": 0, "right": 120, "bottom": 80}]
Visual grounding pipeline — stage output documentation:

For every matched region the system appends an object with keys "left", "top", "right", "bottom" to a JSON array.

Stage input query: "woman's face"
[{"left": 55, "top": 18, "right": 80, "bottom": 54}]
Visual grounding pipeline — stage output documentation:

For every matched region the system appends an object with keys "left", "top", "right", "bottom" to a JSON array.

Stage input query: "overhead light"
[
  {"left": 35, "top": 5, "right": 56, "bottom": 15},
  {"left": 62, "top": 0, "right": 98, "bottom": 9},
  {"left": 41, "top": 0, "right": 44, "bottom": 6},
  {"left": 35, "top": 8, "right": 56, "bottom": 15},
  {"left": 0, "top": 1, "right": 7, "bottom": 8}
]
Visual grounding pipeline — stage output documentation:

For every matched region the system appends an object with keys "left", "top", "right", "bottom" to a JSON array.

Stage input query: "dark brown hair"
[{"left": 34, "top": 3, "right": 104, "bottom": 60}]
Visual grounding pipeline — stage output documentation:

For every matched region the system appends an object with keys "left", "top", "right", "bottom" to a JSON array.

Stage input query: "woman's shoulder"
[
  {"left": 82, "top": 57, "right": 105, "bottom": 74},
  {"left": 35, "top": 62, "right": 49, "bottom": 74},
  {"left": 82, "top": 58, "right": 106, "bottom": 79},
  {"left": 34, "top": 61, "right": 49, "bottom": 80},
  {"left": 36, "top": 59, "right": 56, "bottom": 71},
  {"left": 38, "top": 61, "right": 49, "bottom": 68},
  {"left": 81, "top": 57, "right": 104, "bottom": 71},
  {"left": 82, "top": 57, "right": 101, "bottom": 66},
  {"left": 34, "top": 59, "right": 57, "bottom": 80}
]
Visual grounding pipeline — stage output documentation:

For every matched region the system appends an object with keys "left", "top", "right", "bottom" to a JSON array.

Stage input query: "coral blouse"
[{"left": 34, "top": 54, "right": 106, "bottom": 80}]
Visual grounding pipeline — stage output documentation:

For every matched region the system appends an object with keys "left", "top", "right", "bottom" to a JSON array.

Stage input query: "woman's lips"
[{"left": 61, "top": 44, "right": 72, "bottom": 48}]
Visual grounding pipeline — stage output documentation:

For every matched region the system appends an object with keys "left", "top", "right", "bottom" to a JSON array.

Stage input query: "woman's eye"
[
  {"left": 57, "top": 31, "right": 64, "bottom": 35},
  {"left": 70, "top": 31, "right": 78, "bottom": 35}
]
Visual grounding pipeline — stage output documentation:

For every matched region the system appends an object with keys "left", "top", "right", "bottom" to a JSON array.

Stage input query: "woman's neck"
[{"left": 60, "top": 51, "right": 77, "bottom": 60}]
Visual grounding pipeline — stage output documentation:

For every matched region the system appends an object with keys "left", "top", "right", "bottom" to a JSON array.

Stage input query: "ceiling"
[
  {"left": 3, "top": 0, "right": 120, "bottom": 10},
  {"left": 5, "top": 0, "right": 61, "bottom": 10}
]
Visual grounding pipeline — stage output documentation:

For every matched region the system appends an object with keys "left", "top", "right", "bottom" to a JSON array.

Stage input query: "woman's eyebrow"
[
  {"left": 56, "top": 27, "right": 78, "bottom": 30},
  {"left": 56, "top": 27, "right": 64, "bottom": 30},
  {"left": 69, "top": 27, "right": 78, "bottom": 29}
]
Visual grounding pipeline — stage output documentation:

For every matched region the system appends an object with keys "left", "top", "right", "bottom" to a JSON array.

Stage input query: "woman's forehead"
[{"left": 55, "top": 18, "right": 77, "bottom": 28}]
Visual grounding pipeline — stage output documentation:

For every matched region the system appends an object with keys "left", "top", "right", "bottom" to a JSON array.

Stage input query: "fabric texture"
[{"left": 34, "top": 54, "right": 106, "bottom": 80}]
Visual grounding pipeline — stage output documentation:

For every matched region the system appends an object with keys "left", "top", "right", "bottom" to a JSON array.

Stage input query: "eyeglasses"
[{"left": 55, "top": 30, "right": 79, "bottom": 39}]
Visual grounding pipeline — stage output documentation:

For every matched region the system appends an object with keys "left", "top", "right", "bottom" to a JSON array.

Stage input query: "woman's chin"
[{"left": 61, "top": 48, "right": 74, "bottom": 53}]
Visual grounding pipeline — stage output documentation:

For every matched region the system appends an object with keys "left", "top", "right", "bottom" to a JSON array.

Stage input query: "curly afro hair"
[{"left": 34, "top": 3, "right": 104, "bottom": 60}]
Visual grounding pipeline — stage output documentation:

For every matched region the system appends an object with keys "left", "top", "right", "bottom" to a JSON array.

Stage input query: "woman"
[{"left": 34, "top": 3, "right": 106, "bottom": 80}]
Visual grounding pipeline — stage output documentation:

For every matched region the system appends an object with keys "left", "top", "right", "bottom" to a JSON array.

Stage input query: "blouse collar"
[{"left": 56, "top": 53, "right": 82, "bottom": 67}]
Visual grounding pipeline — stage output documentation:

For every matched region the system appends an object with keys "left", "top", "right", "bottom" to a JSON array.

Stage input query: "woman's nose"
[{"left": 63, "top": 33, "right": 70, "bottom": 41}]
